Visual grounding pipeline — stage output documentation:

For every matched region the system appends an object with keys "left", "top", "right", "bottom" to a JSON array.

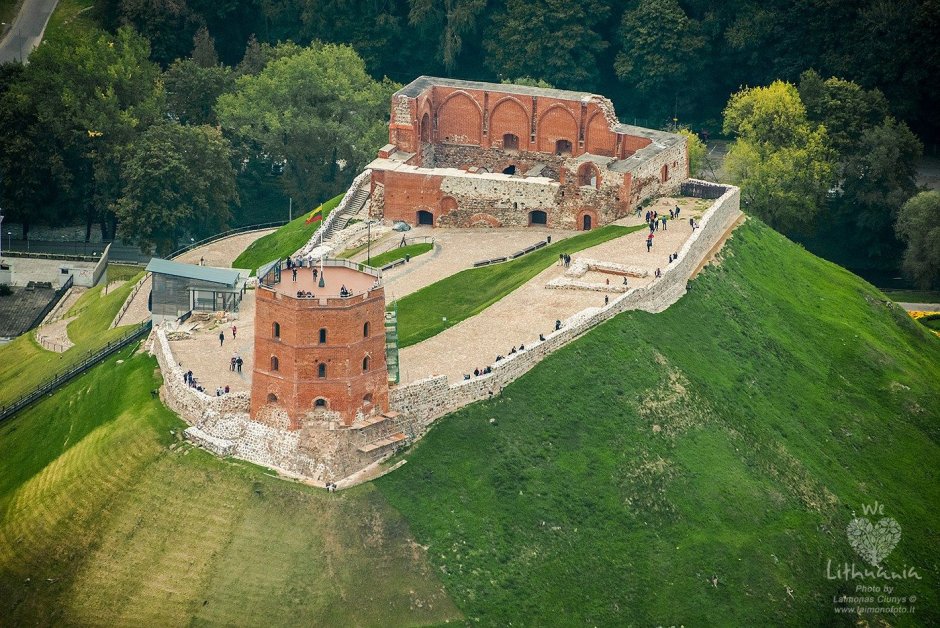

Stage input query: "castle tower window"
[
  {"left": 271, "top": 356, "right": 279, "bottom": 371},
  {"left": 318, "top": 363, "right": 327, "bottom": 378},
  {"left": 661, "top": 164, "right": 669, "bottom": 182},
  {"left": 272, "top": 322, "right": 280, "bottom": 338},
  {"left": 363, "top": 322, "right": 370, "bottom": 337},
  {"left": 315, "top": 398, "right": 327, "bottom": 408},
  {"left": 318, "top": 328, "right": 327, "bottom": 344},
  {"left": 363, "top": 393, "right": 373, "bottom": 405},
  {"left": 503, "top": 133, "right": 519, "bottom": 150},
  {"left": 267, "top": 393, "right": 278, "bottom": 403},
  {"left": 362, "top": 356, "right": 370, "bottom": 372}
]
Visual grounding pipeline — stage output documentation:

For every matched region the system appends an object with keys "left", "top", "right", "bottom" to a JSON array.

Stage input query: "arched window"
[
  {"left": 318, "top": 328, "right": 327, "bottom": 344},
  {"left": 417, "top": 210, "right": 434, "bottom": 226},
  {"left": 362, "top": 356, "right": 370, "bottom": 372},
  {"left": 272, "top": 322, "right": 280, "bottom": 338},
  {"left": 315, "top": 398, "right": 327, "bottom": 408},
  {"left": 503, "top": 133, "right": 519, "bottom": 150},
  {"left": 267, "top": 393, "right": 278, "bottom": 403},
  {"left": 363, "top": 321, "right": 370, "bottom": 337},
  {"left": 318, "top": 363, "right": 327, "bottom": 378},
  {"left": 661, "top": 163, "right": 669, "bottom": 182},
  {"left": 577, "top": 163, "right": 599, "bottom": 188},
  {"left": 271, "top": 356, "right": 279, "bottom": 371},
  {"left": 555, "top": 139, "right": 573, "bottom": 155},
  {"left": 363, "top": 393, "right": 373, "bottom": 405}
]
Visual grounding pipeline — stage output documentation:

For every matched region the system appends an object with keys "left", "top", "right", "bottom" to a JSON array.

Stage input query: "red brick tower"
[{"left": 250, "top": 260, "right": 389, "bottom": 428}]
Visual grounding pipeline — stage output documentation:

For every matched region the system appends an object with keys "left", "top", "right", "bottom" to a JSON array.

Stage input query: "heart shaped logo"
[{"left": 846, "top": 517, "right": 901, "bottom": 566}]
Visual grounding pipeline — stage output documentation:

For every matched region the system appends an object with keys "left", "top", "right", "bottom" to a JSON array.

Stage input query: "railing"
[
  {"left": 167, "top": 220, "right": 288, "bottom": 260},
  {"left": 0, "top": 320, "right": 153, "bottom": 423},
  {"left": 28, "top": 275, "right": 74, "bottom": 331},
  {"left": 109, "top": 272, "right": 149, "bottom": 329}
]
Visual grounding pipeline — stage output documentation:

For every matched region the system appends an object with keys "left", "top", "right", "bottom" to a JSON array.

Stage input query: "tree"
[
  {"left": 116, "top": 123, "right": 238, "bottom": 255},
  {"left": 677, "top": 129, "right": 706, "bottom": 177},
  {"left": 895, "top": 191, "right": 940, "bottom": 289},
  {"left": 614, "top": 0, "right": 707, "bottom": 116},
  {"left": 501, "top": 77, "right": 554, "bottom": 89},
  {"left": 13, "top": 27, "right": 164, "bottom": 241},
  {"left": 116, "top": 0, "right": 200, "bottom": 66},
  {"left": 216, "top": 42, "right": 397, "bottom": 209},
  {"left": 484, "top": 0, "right": 609, "bottom": 89},
  {"left": 409, "top": 0, "right": 486, "bottom": 72},
  {"left": 191, "top": 26, "right": 219, "bottom": 68},
  {"left": 723, "top": 81, "right": 834, "bottom": 233},
  {"left": 164, "top": 58, "right": 234, "bottom": 126}
]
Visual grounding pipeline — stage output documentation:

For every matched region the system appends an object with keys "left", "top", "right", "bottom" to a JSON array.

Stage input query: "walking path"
[
  {"left": 0, "top": 0, "right": 58, "bottom": 63},
  {"left": 399, "top": 197, "right": 713, "bottom": 383},
  {"left": 898, "top": 302, "right": 940, "bottom": 312},
  {"left": 113, "top": 229, "right": 276, "bottom": 328}
]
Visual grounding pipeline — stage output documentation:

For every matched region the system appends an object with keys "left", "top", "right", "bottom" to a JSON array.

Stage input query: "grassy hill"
[
  {"left": 0, "top": 347, "right": 460, "bottom": 625},
  {"left": 1, "top": 219, "right": 937, "bottom": 625},
  {"left": 232, "top": 193, "right": 343, "bottom": 274},
  {"left": 376, "top": 220, "right": 940, "bottom": 625}
]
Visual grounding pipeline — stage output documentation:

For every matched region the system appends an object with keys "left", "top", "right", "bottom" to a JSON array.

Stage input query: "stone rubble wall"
[
  {"left": 297, "top": 169, "right": 373, "bottom": 260},
  {"left": 390, "top": 183, "right": 741, "bottom": 425}
]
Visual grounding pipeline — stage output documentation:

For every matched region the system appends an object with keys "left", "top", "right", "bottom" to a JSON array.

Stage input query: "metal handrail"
[
  {"left": 167, "top": 221, "right": 288, "bottom": 260},
  {"left": 0, "top": 320, "right": 152, "bottom": 423}
]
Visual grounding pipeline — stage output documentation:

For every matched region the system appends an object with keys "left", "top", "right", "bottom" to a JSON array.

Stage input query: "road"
[{"left": 0, "top": 0, "right": 59, "bottom": 64}]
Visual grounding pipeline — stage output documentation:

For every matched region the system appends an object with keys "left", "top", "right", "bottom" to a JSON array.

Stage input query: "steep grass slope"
[
  {"left": 0, "top": 347, "right": 459, "bottom": 626},
  {"left": 378, "top": 220, "right": 940, "bottom": 625}
]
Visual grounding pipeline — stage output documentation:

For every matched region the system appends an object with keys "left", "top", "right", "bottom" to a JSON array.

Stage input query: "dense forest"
[{"left": 0, "top": 0, "right": 938, "bottom": 284}]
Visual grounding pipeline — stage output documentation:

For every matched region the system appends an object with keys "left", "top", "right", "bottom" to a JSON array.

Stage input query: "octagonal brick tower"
[{"left": 250, "top": 259, "right": 389, "bottom": 428}]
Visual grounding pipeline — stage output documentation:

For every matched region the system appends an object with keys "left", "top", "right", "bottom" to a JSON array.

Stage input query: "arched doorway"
[
  {"left": 529, "top": 210, "right": 548, "bottom": 225},
  {"left": 502, "top": 165, "right": 516, "bottom": 175},
  {"left": 420, "top": 112, "right": 431, "bottom": 143},
  {"left": 503, "top": 133, "right": 519, "bottom": 150},
  {"left": 582, "top": 214, "right": 593, "bottom": 230},
  {"left": 417, "top": 210, "right": 434, "bottom": 226},
  {"left": 267, "top": 393, "right": 278, "bottom": 403},
  {"left": 555, "top": 139, "right": 573, "bottom": 156}
]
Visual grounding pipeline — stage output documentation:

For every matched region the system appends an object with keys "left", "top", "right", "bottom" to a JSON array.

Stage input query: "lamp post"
[
  {"left": 0, "top": 206, "right": 4, "bottom": 258},
  {"left": 367, "top": 220, "right": 371, "bottom": 266},
  {"left": 7, "top": 231, "right": 11, "bottom": 254}
]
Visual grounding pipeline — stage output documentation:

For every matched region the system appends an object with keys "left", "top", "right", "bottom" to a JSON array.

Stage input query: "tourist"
[
  {"left": 539, "top": 333, "right": 546, "bottom": 341},
  {"left": 555, "top": 319, "right": 562, "bottom": 331},
  {"left": 292, "top": 268, "right": 298, "bottom": 282},
  {"left": 200, "top": 256, "right": 205, "bottom": 266},
  {"left": 675, "top": 205, "right": 681, "bottom": 217},
  {"left": 400, "top": 235, "right": 407, "bottom": 247},
  {"left": 669, "top": 208, "right": 675, "bottom": 219},
  {"left": 647, "top": 234, "right": 653, "bottom": 252},
  {"left": 224, "top": 385, "right": 230, "bottom": 393},
  {"left": 219, "top": 331, "right": 225, "bottom": 346},
  {"left": 605, "top": 278, "right": 610, "bottom": 285},
  {"left": 604, "top": 295, "right": 609, "bottom": 305},
  {"left": 230, "top": 356, "right": 236, "bottom": 371},
  {"left": 623, "top": 276, "right": 628, "bottom": 286},
  {"left": 661, "top": 216, "right": 667, "bottom": 230},
  {"left": 232, "top": 324, "right": 237, "bottom": 339},
  {"left": 519, "top": 344, "right": 525, "bottom": 351},
  {"left": 689, "top": 217, "right": 694, "bottom": 229},
  {"left": 216, "top": 386, "right": 222, "bottom": 396},
  {"left": 236, "top": 356, "right": 243, "bottom": 373},
  {"left": 464, "top": 374, "right": 471, "bottom": 380},
  {"left": 655, "top": 267, "right": 662, "bottom": 278},
  {"left": 313, "top": 268, "right": 319, "bottom": 281},
  {"left": 668, "top": 254, "right": 673, "bottom": 263},
  {"left": 509, "top": 346, "right": 517, "bottom": 354},
  {"left": 474, "top": 368, "right": 480, "bottom": 377}
]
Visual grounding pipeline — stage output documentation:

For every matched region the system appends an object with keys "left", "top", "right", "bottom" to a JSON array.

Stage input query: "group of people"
[
  {"left": 646, "top": 210, "right": 668, "bottom": 233},
  {"left": 229, "top": 354, "right": 244, "bottom": 373},
  {"left": 339, "top": 284, "right": 352, "bottom": 298},
  {"left": 295, "top": 290, "right": 316, "bottom": 298},
  {"left": 182, "top": 369, "right": 203, "bottom": 392},
  {"left": 215, "top": 385, "right": 230, "bottom": 396},
  {"left": 325, "top": 482, "right": 338, "bottom": 492},
  {"left": 559, "top": 253, "right": 572, "bottom": 268},
  {"left": 218, "top": 325, "right": 237, "bottom": 346}
]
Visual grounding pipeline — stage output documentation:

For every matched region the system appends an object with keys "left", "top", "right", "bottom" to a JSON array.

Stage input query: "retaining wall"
[{"left": 390, "top": 183, "right": 741, "bottom": 425}]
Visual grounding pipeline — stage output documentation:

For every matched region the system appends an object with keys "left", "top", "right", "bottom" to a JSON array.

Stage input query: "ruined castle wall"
[
  {"left": 390, "top": 183, "right": 742, "bottom": 424},
  {"left": 626, "top": 139, "right": 688, "bottom": 205}
]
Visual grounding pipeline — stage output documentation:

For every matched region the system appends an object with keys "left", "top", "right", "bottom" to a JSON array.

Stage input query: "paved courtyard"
[{"left": 398, "top": 196, "right": 713, "bottom": 383}]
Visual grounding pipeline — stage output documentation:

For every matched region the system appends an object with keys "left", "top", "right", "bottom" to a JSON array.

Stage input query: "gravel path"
[{"left": 399, "top": 197, "right": 712, "bottom": 383}]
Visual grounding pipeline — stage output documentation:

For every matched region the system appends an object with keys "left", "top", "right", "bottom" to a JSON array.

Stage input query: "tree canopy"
[
  {"left": 895, "top": 191, "right": 940, "bottom": 289},
  {"left": 216, "top": 42, "right": 397, "bottom": 209}
]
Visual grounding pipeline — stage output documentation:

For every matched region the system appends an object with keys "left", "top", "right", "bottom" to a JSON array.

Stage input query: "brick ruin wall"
[
  {"left": 372, "top": 139, "right": 686, "bottom": 230},
  {"left": 389, "top": 183, "right": 742, "bottom": 426}
]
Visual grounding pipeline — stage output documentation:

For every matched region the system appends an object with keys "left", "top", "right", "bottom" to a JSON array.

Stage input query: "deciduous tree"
[{"left": 895, "top": 191, "right": 940, "bottom": 289}]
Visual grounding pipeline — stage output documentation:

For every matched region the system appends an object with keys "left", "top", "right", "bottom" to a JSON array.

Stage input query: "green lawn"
[
  {"left": 0, "top": 272, "right": 144, "bottom": 407},
  {"left": 106, "top": 263, "right": 145, "bottom": 284},
  {"left": 395, "top": 224, "right": 643, "bottom": 347},
  {"left": 378, "top": 220, "right": 940, "bottom": 625},
  {"left": 232, "top": 194, "right": 343, "bottom": 274},
  {"left": 0, "top": 349, "right": 461, "bottom": 626},
  {"left": 0, "top": 0, "right": 21, "bottom": 28},
  {"left": 885, "top": 290, "right": 940, "bottom": 304},
  {"left": 43, "top": 0, "right": 96, "bottom": 41},
  {"left": 366, "top": 242, "right": 433, "bottom": 268}
]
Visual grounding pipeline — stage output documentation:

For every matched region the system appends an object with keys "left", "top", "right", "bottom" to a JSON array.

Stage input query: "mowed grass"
[
  {"left": 366, "top": 242, "right": 433, "bottom": 268},
  {"left": 378, "top": 220, "right": 940, "bottom": 625},
  {"left": 232, "top": 193, "right": 343, "bottom": 274},
  {"left": 106, "top": 263, "right": 145, "bottom": 284},
  {"left": 885, "top": 289, "right": 940, "bottom": 304},
  {"left": 0, "top": 349, "right": 461, "bottom": 626},
  {"left": 0, "top": 272, "right": 144, "bottom": 407},
  {"left": 43, "top": 0, "right": 96, "bottom": 41},
  {"left": 395, "top": 224, "right": 643, "bottom": 347}
]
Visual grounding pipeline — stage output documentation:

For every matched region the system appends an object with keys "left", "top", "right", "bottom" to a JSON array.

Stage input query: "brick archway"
[
  {"left": 436, "top": 90, "right": 483, "bottom": 145},
  {"left": 577, "top": 209, "right": 598, "bottom": 231}
]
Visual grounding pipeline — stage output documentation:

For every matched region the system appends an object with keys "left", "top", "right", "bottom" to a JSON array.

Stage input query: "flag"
[{"left": 304, "top": 205, "right": 324, "bottom": 225}]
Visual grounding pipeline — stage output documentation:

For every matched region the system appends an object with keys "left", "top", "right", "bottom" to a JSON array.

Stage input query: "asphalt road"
[{"left": 0, "top": 0, "right": 59, "bottom": 64}]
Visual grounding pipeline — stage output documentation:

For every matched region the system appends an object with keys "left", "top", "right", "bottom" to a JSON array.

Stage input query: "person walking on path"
[
  {"left": 236, "top": 356, "right": 243, "bottom": 373},
  {"left": 675, "top": 205, "right": 681, "bottom": 218},
  {"left": 292, "top": 267, "right": 298, "bottom": 282},
  {"left": 647, "top": 233, "right": 654, "bottom": 252},
  {"left": 219, "top": 331, "right": 224, "bottom": 346},
  {"left": 230, "top": 356, "right": 236, "bottom": 371},
  {"left": 661, "top": 216, "right": 667, "bottom": 230},
  {"left": 232, "top": 324, "right": 237, "bottom": 339}
]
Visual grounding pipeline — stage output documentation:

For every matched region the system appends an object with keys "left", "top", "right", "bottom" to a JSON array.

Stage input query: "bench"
[{"left": 380, "top": 259, "right": 407, "bottom": 271}]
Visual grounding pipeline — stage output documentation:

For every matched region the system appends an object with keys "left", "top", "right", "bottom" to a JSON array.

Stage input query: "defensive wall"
[
  {"left": 368, "top": 77, "right": 688, "bottom": 231},
  {"left": 389, "top": 182, "right": 742, "bottom": 427}
]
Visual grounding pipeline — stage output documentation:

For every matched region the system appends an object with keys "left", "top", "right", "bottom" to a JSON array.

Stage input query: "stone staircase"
[{"left": 321, "top": 187, "right": 370, "bottom": 242}]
